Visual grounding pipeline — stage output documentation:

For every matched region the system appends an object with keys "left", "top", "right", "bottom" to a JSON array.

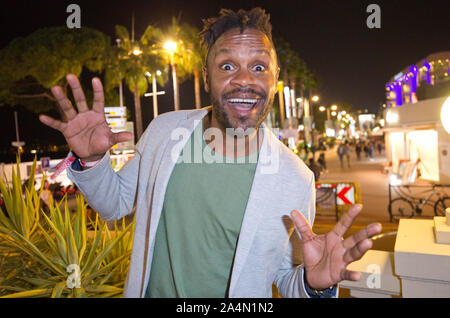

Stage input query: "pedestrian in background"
[
  {"left": 308, "top": 158, "right": 321, "bottom": 181},
  {"left": 363, "top": 142, "right": 369, "bottom": 158},
  {"left": 355, "top": 142, "right": 362, "bottom": 161},
  {"left": 337, "top": 142, "right": 345, "bottom": 169},
  {"left": 377, "top": 141, "right": 383, "bottom": 155},
  {"left": 368, "top": 141, "right": 374, "bottom": 161},
  {"left": 344, "top": 140, "right": 352, "bottom": 168},
  {"left": 318, "top": 152, "right": 327, "bottom": 173}
]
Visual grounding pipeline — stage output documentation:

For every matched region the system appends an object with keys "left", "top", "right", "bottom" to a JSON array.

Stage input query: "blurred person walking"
[
  {"left": 337, "top": 142, "right": 345, "bottom": 169},
  {"left": 308, "top": 158, "right": 321, "bottom": 181},
  {"left": 317, "top": 152, "right": 327, "bottom": 173},
  {"left": 344, "top": 141, "right": 352, "bottom": 168},
  {"left": 355, "top": 142, "right": 362, "bottom": 161}
]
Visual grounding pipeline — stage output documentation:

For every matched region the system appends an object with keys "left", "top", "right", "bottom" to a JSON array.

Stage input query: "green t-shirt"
[{"left": 145, "top": 121, "right": 258, "bottom": 297}]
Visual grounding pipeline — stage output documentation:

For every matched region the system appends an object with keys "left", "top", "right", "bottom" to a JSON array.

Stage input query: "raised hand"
[
  {"left": 291, "top": 204, "right": 382, "bottom": 290},
  {"left": 39, "top": 74, "right": 132, "bottom": 162}
]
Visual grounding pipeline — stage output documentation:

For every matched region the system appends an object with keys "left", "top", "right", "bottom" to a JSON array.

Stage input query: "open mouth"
[{"left": 226, "top": 98, "right": 262, "bottom": 113}]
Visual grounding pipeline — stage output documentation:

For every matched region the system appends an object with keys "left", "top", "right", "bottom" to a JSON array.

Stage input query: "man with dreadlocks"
[{"left": 39, "top": 7, "right": 381, "bottom": 298}]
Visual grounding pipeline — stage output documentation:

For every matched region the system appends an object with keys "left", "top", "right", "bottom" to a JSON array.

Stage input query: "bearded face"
[{"left": 203, "top": 27, "right": 279, "bottom": 132}]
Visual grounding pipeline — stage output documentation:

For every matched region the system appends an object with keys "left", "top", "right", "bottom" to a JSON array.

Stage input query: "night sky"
[{"left": 0, "top": 0, "right": 449, "bottom": 150}]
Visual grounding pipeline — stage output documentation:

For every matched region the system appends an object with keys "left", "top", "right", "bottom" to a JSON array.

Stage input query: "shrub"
[{"left": 0, "top": 157, "right": 134, "bottom": 298}]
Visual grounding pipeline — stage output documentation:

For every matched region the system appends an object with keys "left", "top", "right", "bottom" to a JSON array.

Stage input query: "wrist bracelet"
[
  {"left": 303, "top": 269, "right": 337, "bottom": 298},
  {"left": 304, "top": 280, "right": 336, "bottom": 297}
]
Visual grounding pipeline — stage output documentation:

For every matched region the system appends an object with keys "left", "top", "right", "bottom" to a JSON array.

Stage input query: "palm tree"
[
  {"left": 275, "top": 38, "right": 310, "bottom": 119},
  {"left": 158, "top": 17, "right": 206, "bottom": 110},
  {"left": 105, "top": 25, "right": 167, "bottom": 139},
  {"left": 274, "top": 37, "right": 294, "bottom": 123},
  {"left": 182, "top": 24, "right": 206, "bottom": 109}
]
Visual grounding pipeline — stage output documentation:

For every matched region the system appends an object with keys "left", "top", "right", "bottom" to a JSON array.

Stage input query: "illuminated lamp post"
[
  {"left": 132, "top": 46, "right": 144, "bottom": 138},
  {"left": 319, "top": 104, "right": 338, "bottom": 137},
  {"left": 164, "top": 40, "right": 180, "bottom": 111},
  {"left": 303, "top": 95, "right": 320, "bottom": 146},
  {"left": 277, "top": 81, "right": 285, "bottom": 128}
]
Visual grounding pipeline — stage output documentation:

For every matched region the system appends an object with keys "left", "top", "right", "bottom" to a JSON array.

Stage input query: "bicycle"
[{"left": 388, "top": 184, "right": 450, "bottom": 222}]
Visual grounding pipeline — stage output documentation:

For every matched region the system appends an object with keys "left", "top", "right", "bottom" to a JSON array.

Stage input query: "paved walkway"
[{"left": 310, "top": 146, "right": 399, "bottom": 237}]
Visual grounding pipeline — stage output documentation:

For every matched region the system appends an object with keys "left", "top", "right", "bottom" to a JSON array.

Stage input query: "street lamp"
[
  {"left": 164, "top": 40, "right": 180, "bottom": 111},
  {"left": 132, "top": 47, "right": 142, "bottom": 56},
  {"left": 303, "top": 95, "right": 320, "bottom": 145},
  {"left": 163, "top": 40, "right": 177, "bottom": 53},
  {"left": 319, "top": 104, "right": 338, "bottom": 120},
  {"left": 318, "top": 104, "right": 339, "bottom": 137}
]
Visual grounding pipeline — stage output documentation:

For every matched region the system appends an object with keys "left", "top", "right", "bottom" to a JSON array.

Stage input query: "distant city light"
[
  {"left": 312, "top": 95, "right": 319, "bottom": 102},
  {"left": 319, "top": 106, "right": 326, "bottom": 112},
  {"left": 331, "top": 105, "right": 338, "bottom": 111},
  {"left": 326, "top": 128, "right": 336, "bottom": 137}
]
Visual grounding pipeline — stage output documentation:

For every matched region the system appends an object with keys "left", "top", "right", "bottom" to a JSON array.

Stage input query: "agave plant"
[{"left": 0, "top": 156, "right": 134, "bottom": 297}]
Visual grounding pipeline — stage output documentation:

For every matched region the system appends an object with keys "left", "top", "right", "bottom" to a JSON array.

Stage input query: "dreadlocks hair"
[{"left": 199, "top": 7, "right": 273, "bottom": 56}]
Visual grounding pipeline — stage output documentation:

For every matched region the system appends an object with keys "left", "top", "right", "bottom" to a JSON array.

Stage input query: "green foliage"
[
  {"left": 0, "top": 27, "right": 111, "bottom": 112},
  {"left": 0, "top": 157, "right": 134, "bottom": 298},
  {"left": 105, "top": 25, "right": 168, "bottom": 97},
  {"left": 274, "top": 37, "right": 318, "bottom": 95},
  {"left": 158, "top": 17, "right": 206, "bottom": 83}
]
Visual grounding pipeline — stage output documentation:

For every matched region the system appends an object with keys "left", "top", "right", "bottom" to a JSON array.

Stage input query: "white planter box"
[
  {"left": 394, "top": 219, "right": 450, "bottom": 298},
  {"left": 340, "top": 250, "right": 401, "bottom": 297}
]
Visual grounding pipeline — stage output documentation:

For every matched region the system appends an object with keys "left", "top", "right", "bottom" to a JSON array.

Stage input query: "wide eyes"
[
  {"left": 252, "top": 64, "right": 266, "bottom": 72},
  {"left": 220, "top": 63, "right": 234, "bottom": 71},
  {"left": 219, "top": 63, "right": 266, "bottom": 72}
]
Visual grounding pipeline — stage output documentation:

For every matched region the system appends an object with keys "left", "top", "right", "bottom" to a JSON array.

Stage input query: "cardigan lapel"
[
  {"left": 140, "top": 108, "right": 210, "bottom": 296},
  {"left": 149, "top": 108, "right": 211, "bottom": 232}
]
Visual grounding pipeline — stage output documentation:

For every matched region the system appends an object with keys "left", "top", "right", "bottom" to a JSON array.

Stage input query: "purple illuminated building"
[{"left": 386, "top": 51, "right": 450, "bottom": 108}]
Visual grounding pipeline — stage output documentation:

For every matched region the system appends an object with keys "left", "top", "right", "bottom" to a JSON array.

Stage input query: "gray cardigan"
[{"left": 67, "top": 106, "right": 316, "bottom": 298}]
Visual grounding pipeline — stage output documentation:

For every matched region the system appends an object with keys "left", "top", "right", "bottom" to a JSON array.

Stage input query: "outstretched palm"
[
  {"left": 291, "top": 204, "right": 382, "bottom": 290},
  {"left": 39, "top": 74, "right": 132, "bottom": 161}
]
